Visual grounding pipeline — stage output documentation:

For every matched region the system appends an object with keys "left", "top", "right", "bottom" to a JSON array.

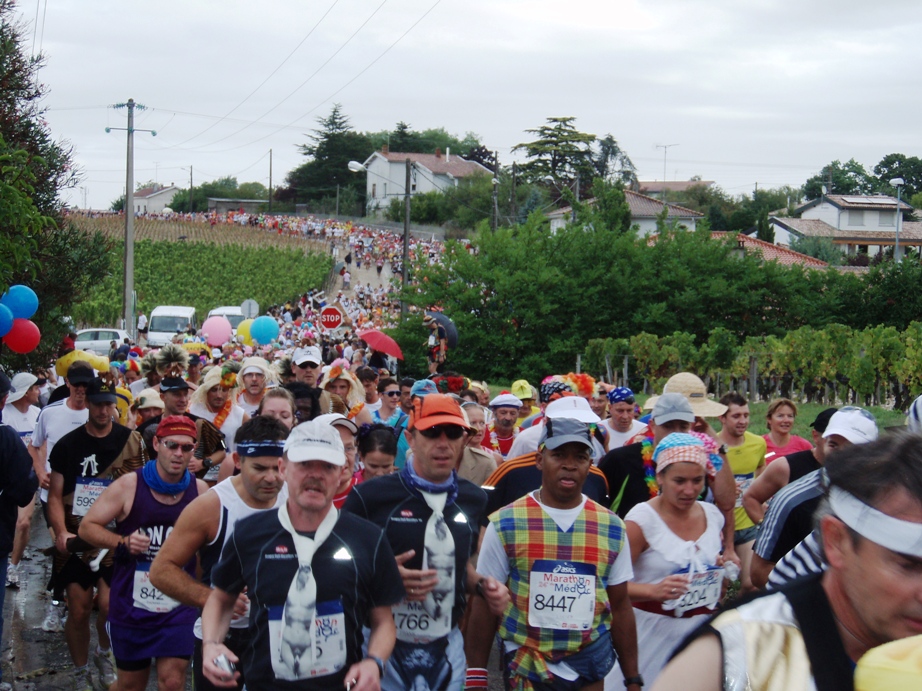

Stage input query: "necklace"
[
  {"left": 640, "top": 438, "right": 659, "bottom": 499},
  {"left": 489, "top": 423, "right": 518, "bottom": 457}
]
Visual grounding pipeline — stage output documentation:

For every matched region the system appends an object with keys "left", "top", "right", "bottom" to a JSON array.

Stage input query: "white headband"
[{"left": 829, "top": 487, "right": 922, "bottom": 558}]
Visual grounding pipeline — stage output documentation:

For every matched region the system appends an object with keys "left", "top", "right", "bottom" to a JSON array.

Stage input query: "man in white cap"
[
  {"left": 2, "top": 372, "right": 40, "bottom": 587},
  {"left": 654, "top": 433, "right": 922, "bottom": 691},
  {"left": 201, "top": 420, "right": 403, "bottom": 690},
  {"left": 236, "top": 357, "right": 271, "bottom": 417},
  {"left": 750, "top": 406, "right": 879, "bottom": 589},
  {"left": 482, "top": 393, "right": 522, "bottom": 462},
  {"left": 292, "top": 346, "right": 324, "bottom": 388}
]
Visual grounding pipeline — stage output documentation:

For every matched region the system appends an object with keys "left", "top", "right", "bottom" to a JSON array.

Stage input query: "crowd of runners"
[{"left": 1, "top": 237, "right": 921, "bottom": 689}]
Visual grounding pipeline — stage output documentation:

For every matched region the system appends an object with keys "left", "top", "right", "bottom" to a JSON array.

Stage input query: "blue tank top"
[{"left": 108, "top": 467, "right": 199, "bottom": 628}]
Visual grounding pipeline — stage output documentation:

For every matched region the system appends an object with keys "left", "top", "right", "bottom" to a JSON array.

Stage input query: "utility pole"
[
  {"left": 336, "top": 184, "right": 340, "bottom": 216},
  {"left": 108, "top": 99, "right": 155, "bottom": 338},
  {"left": 189, "top": 165, "right": 193, "bottom": 213},
  {"left": 572, "top": 173, "right": 580, "bottom": 223},
  {"left": 268, "top": 149, "right": 273, "bottom": 213},
  {"left": 656, "top": 143, "right": 679, "bottom": 202},
  {"left": 491, "top": 151, "right": 499, "bottom": 232},
  {"left": 402, "top": 158, "right": 411, "bottom": 317},
  {"left": 754, "top": 181, "right": 758, "bottom": 201},
  {"left": 511, "top": 162, "right": 518, "bottom": 225}
]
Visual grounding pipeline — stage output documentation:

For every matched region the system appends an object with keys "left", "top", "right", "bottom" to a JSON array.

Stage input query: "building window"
[
  {"left": 849, "top": 210, "right": 865, "bottom": 226},
  {"left": 372, "top": 183, "right": 376, "bottom": 199},
  {"left": 383, "top": 183, "right": 387, "bottom": 198},
  {"left": 879, "top": 210, "right": 895, "bottom": 227}
]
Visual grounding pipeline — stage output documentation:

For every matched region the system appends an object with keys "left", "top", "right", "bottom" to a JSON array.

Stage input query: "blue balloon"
[
  {"left": 250, "top": 316, "right": 280, "bottom": 345},
  {"left": 0, "top": 304, "right": 12, "bottom": 338},
  {"left": 0, "top": 285, "right": 38, "bottom": 320}
]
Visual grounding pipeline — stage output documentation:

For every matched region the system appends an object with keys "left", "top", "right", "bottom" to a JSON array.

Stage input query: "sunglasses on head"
[
  {"left": 418, "top": 425, "right": 466, "bottom": 440},
  {"left": 159, "top": 439, "right": 195, "bottom": 453},
  {"left": 296, "top": 361, "right": 320, "bottom": 369}
]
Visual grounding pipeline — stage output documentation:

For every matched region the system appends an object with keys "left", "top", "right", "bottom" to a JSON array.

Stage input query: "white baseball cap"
[
  {"left": 545, "top": 396, "right": 601, "bottom": 424},
  {"left": 283, "top": 420, "right": 346, "bottom": 465},
  {"left": 293, "top": 346, "right": 322, "bottom": 366},
  {"left": 7, "top": 373, "right": 38, "bottom": 404},
  {"left": 823, "top": 407, "right": 878, "bottom": 445}
]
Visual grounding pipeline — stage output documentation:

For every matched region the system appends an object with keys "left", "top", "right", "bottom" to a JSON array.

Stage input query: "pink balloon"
[
  {"left": 201, "top": 316, "right": 233, "bottom": 347},
  {"left": 3, "top": 318, "right": 41, "bottom": 353}
]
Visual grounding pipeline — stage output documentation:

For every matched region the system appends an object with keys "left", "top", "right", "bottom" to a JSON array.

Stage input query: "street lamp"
[
  {"left": 891, "top": 177, "right": 904, "bottom": 263},
  {"left": 348, "top": 159, "right": 411, "bottom": 317}
]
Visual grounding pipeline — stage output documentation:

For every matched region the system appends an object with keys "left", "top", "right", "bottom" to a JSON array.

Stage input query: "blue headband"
[
  {"left": 237, "top": 440, "right": 286, "bottom": 457},
  {"left": 607, "top": 387, "right": 635, "bottom": 404}
]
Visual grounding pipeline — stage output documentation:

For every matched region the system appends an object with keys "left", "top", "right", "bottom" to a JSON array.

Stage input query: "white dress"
[{"left": 625, "top": 501, "right": 724, "bottom": 686}]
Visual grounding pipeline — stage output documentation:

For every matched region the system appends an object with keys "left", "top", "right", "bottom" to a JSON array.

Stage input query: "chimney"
[
  {"left": 446, "top": 147, "right": 450, "bottom": 163},
  {"left": 435, "top": 147, "right": 441, "bottom": 158},
  {"left": 382, "top": 143, "right": 389, "bottom": 155}
]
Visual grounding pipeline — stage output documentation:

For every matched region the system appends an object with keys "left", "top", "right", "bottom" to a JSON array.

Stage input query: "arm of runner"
[
  {"left": 29, "top": 443, "right": 49, "bottom": 490},
  {"left": 79, "top": 473, "right": 148, "bottom": 553},
  {"left": 749, "top": 553, "right": 775, "bottom": 590},
  {"left": 710, "top": 462, "right": 740, "bottom": 567},
  {"left": 47, "top": 472, "right": 73, "bottom": 554},
  {"left": 342, "top": 604, "right": 396, "bottom": 691},
  {"left": 393, "top": 549, "right": 439, "bottom": 602},
  {"left": 625, "top": 521, "right": 688, "bottom": 602},
  {"left": 201, "top": 587, "right": 241, "bottom": 688},
  {"left": 607, "top": 581, "right": 641, "bottom": 687},
  {"left": 466, "top": 557, "right": 509, "bottom": 616},
  {"left": 650, "top": 633, "right": 723, "bottom": 691},
  {"left": 150, "top": 490, "right": 220, "bottom": 608},
  {"left": 742, "top": 459, "right": 789, "bottom": 525}
]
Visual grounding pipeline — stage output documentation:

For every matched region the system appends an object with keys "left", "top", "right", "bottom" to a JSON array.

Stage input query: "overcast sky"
[{"left": 21, "top": 0, "right": 922, "bottom": 209}]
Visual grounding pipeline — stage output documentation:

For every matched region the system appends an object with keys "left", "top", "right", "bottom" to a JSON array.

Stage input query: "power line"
[{"left": 167, "top": 0, "right": 342, "bottom": 149}]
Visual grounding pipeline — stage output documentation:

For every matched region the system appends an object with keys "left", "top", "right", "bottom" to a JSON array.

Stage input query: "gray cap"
[
  {"left": 651, "top": 393, "right": 696, "bottom": 425},
  {"left": 540, "top": 417, "right": 593, "bottom": 451}
]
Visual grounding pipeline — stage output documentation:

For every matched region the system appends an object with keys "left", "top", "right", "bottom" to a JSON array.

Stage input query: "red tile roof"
[
  {"left": 548, "top": 190, "right": 703, "bottom": 220},
  {"left": 376, "top": 152, "right": 490, "bottom": 177},
  {"left": 134, "top": 185, "right": 177, "bottom": 199},
  {"left": 713, "top": 232, "right": 828, "bottom": 268},
  {"left": 638, "top": 180, "right": 714, "bottom": 194}
]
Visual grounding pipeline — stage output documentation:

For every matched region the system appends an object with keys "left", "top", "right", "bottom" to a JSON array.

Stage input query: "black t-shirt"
[
  {"left": 211, "top": 509, "right": 404, "bottom": 691},
  {"left": 598, "top": 442, "right": 649, "bottom": 519},
  {"left": 342, "top": 473, "right": 485, "bottom": 628},
  {"left": 49, "top": 423, "right": 134, "bottom": 497},
  {"left": 786, "top": 449, "right": 820, "bottom": 484}
]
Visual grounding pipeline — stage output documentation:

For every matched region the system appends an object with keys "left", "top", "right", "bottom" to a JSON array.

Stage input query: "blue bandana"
[
  {"left": 607, "top": 387, "right": 635, "bottom": 404},
  {"left": 400, "top": 457, "right": 459, "bottom": 507},
  {"left": 142, "top": 460, "right": 192, "bottom": 496},
  {"left": 237, "top": 440, "right": 285, "bottom": 457}
]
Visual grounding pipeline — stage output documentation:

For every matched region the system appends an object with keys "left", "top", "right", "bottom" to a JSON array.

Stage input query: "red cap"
[
  {"left": 409, "top": 394, "right": 469, "bottom": 431},
  {"left": 155, "top": 415, "right": 197, "bottom": 440}
]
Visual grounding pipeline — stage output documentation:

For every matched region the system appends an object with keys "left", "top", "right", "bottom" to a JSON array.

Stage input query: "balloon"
[
  {"left": 3, "top": 318, "right": 41, "bottom": 354},
  {"left": 250, "top": 316, "right": 280, "bottom": 345},
  {"left": 0, "top": 285, "right": 39, "bottom": 320},
  {"left": 236, "top": 318, "right": 254, "bottom": 346},
  {"left": 0, "top": 304, "right": 12, "bottom": 338},
  {"left": 201, "top": 316, "right": 233, "bottom": 347}
]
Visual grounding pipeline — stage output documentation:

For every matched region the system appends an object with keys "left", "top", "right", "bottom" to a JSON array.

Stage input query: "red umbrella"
[{"left": 359, "top": 329, "right": 403, "bottom": 360}]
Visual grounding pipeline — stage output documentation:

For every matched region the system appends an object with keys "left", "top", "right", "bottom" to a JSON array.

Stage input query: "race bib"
[
  {"left": 133, "top": 562, "right": 180, "bottom": 613},
  {"left": 666, "top": 566, "right": 724, "bottom": 616},
  {"left": 204, "top": 464, "right": 221, "bottom": 483},
  {"left": 268, "top": 600, "right": 346, "bottom": 680},
  {"left": 527, "top": 560, "right": 596, "bottom": 631},
  {"left": 393, "top": 597, "right": 451, "bottom": 644},
  {"left": 72, "top": 478, "right": 111, "bottom": 517},
  {"left": 428, "top": 334, "right": 436, "bottom": 347},
  {"left": 735, "top": 473, "right": 754, "bottom": 508}
]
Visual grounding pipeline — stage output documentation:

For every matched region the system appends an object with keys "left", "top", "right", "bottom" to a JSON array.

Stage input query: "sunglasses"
[
  {"left": 296, "top": 361, "right": 320, "bottom": 369},
  {"left": 160, "top": 440, "right": 195, "bottom": 453},
  {"left": 418, "top": 425, "right": 466, "bottom": 440},
  {"left": 384, "top": 390, "right": 402, "bottom": 397}
]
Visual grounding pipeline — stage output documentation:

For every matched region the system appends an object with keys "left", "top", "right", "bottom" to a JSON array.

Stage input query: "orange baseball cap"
[{"left": 409, "top": 393, "right": 469, "bottom": 431}]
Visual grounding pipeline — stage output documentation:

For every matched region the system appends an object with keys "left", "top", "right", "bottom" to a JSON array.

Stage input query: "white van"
[
  {"left": 207, "top": 306, "right": 246, "bottom": 333},
  {"left": 147, "top": 306, "right": 197, "bottom": 347}
]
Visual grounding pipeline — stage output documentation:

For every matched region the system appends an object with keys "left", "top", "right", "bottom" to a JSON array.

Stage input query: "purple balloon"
[
  {"left": 0, "top": 304, "right": 12, "bottom": 338},
  {"left": 0, "top": 285, "right": 38, "bottom": 320}
]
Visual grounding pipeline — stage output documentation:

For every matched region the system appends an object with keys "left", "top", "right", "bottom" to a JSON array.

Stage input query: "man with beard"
[{"left": 481, "top": 393, "right": 522, "bottom": 462}]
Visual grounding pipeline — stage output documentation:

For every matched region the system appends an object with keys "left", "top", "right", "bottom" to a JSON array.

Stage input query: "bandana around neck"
[
  {"left": 401, "top": 457, "right": 459, "bottom": 507},
  {"left": 142, "top": 460, "right": 192, "bottom": 496}
]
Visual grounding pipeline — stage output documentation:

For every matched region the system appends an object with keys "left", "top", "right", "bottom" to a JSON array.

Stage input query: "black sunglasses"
[
  {"left": 296, "top": 361, "right": 320, "bottom": 369},
  {"left": 418, "top": 425, "right": 466, "bottom": 440},
  {"left": 384, "top": 390, "right": 401, "bottom": 397},
  {"left": 160, "top": 439, "right": 195, "bottom": 453}
]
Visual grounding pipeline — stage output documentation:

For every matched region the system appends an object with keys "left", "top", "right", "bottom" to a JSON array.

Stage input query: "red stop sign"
[{"left": 320, "top": 306, "right": 343, "bottom": 330}]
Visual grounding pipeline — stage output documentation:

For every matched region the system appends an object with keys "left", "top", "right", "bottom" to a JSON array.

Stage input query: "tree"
[
  {"left": 591, "top": 134, "right": 637, "bottom": 187},
  {"left": 236, "top": 181, "right": 268, "bottom": 200},
  {"left": 873, "top": 153, "right": 922, "bottom": 199},
  {"left": 789, "top": 236, "right": 843, "bottom": 266},
  {"left": 513, "top": 116, "right": 596, "bottom": 186},
  {"left": 803, "top": 159, "right": 876, "bottom": 200},
  {"left": 755, "top": 209, "right": 774, "bottom": 243}
]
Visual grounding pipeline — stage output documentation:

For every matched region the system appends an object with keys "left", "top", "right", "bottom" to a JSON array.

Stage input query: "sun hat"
[
  {"left": 133, "top": 388, "right": 165, "bottom": 411},
  {"left": 643, "top": 372, "right": 727, "bottom": 417}
]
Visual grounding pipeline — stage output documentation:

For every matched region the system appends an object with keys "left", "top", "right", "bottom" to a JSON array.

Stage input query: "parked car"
[
  {"left": 147, "top": 306, "right": 197, "bottom": 347},
  {"left": 75, "top": 328, "right": 131, "bottom": 355}
]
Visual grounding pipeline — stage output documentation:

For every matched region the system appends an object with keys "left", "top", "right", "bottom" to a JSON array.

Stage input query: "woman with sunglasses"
[{"left": 372, "top": 378, "right": 406, "bottom": 428}]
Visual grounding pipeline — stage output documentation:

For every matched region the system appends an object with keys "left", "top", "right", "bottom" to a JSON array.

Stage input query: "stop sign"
[{"left": 320, "top": 306, "right": 343, "bottom": 330}]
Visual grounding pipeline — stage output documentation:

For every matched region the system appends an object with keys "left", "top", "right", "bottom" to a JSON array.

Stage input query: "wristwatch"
[
  {"left": 202, "top": 457, "right": 215, "bottom": 470},
  {"left": 624, "top": 674, "right": 644, "bottom": 687},
  {"left": 717, "top": 444, "right": 728, "bottom": 455},
  {"left": 367, "top": 655, "right": 386, "bottom": 678}
]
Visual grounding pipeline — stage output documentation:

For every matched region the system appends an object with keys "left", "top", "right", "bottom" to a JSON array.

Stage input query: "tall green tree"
[
  {"left": 591, "top": 134, "right": 637, "bottom": 187},
  {"left": 873, "top": 153, "right": 922, "bottom": 199},
  {"left": 803, "top": 159, "right": 876, "bottom": 200},
  {"left": 513, "top": 116, "right": 596, "bottom": 186}
]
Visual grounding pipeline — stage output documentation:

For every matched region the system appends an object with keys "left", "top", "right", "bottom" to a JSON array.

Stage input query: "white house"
[
  {"left": 547, "top": 190, "right": 703, "bottom": 235},
  {"left": 361, "top": 147, "right": 492, "bottom": 212},
  {"left": 133, "top": 184, "right": 178, "bottom": 214},
  {"left": 769, "top": 194, "right": 917, "bottom": 257}
]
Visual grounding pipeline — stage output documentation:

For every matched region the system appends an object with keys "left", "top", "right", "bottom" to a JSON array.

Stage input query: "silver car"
[{"left": 74, "top": 328, "right": 131, "bottom": 355}]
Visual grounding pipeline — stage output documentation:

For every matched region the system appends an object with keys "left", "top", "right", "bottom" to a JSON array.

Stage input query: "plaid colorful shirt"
[{"left": 491, "top": 493, "right": 626, "bottom": 687}]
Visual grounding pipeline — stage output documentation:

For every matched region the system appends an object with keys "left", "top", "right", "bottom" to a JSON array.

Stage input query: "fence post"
[
  {"left": 605, "top": 354, "right": 613, "bottom": 384},
  {"left": 748, "top": 356, "right": 758, "bottom": 403},
  {"left": 623, "top": 355, "right": 629, "bottom": 388},
  {"left": 576, "top": 354, "right": 581, "bottom": 374}
]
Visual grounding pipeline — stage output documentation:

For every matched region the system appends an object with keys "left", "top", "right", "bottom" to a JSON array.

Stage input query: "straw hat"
[{"left": 643, "top": 372, "right": 727, "bottom": 417}]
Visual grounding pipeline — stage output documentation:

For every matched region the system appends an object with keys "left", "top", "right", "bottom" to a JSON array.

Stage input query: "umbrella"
[
  {"left": 425, "top": 311, "right": 458, "bottom": 350},
  {"left": 360, "top": 329, "right": 403, "bottom": 360}
]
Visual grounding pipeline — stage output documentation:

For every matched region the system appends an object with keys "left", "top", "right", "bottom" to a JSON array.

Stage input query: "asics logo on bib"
[{"left": 553, "top": 564, "right": 577, "bottom": 574}]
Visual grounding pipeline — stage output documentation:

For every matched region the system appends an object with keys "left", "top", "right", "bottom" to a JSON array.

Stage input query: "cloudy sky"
[{"left": 21, "top": 0, "right": 922, "bottom": 209}]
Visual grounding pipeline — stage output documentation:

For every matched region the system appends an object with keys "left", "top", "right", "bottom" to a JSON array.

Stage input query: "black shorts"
[{"left": 57, "top": 554, "right": 112, "bottom": 590}]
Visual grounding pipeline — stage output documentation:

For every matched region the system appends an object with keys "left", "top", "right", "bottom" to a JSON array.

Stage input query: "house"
[
  {"left": 133, "top": 184, "right": 178, "bottom": 214},
  {"left": 207, "top": 198, "right": 267, "bottom": 214},
  {"left": 546, "top": 190, "right": 703, "bottom": 236},
  {"left": 360, "top": 146, "right": 492, "bottom": 212},
  {"left": 768, "top": 194, "right": 917, "bottom": 258},
  {"left": 638, "top": 180, "right": 714, "bottom": 199},
  {"left": 711, "top": 232, "right": 828, "bottom": 269}
]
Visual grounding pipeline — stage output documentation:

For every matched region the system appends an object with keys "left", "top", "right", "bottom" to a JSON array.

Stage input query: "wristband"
[
  {"left": 624, "top": 674, "right": 644, "bottom": 687},
  {"left": 475, "top": 577, "right": 487, "bottom": 598},
  {"left": 367, "top": 655, "right": 386, "bottom": 678},
  {"left": 202, "top": 639, "right": 223, "bottom": 646}
]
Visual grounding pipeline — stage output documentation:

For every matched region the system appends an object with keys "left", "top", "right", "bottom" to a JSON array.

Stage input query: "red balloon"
[{"left": 4, "top": 318, "right": 41, "bottom": 354}]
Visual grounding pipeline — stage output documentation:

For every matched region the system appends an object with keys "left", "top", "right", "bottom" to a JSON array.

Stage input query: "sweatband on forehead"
[
  {"left": 237, "top": 440, "right": 286, "bottom": 458},
  {"left": 829, "top": 486, "right": 922, "bottom": 558}
]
